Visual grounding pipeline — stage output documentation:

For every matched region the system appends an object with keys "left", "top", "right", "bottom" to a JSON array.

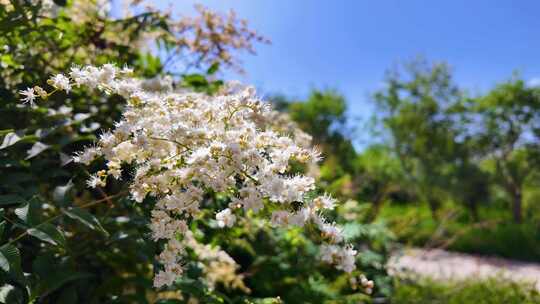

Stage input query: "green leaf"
[
  {"left": 0, "top": 221, "right": 5, "bottom": 238},
  {"left": 57, "top": 287, "right": 77, "bottom": 304},
  {"left": 0, "top": 133, "right": 21, "bottom": 150},
  {"left": 53, "top": 180, "right": 73, "bottom": 204},
  {"left": 0, "top": 129, "right": 14, "bottom": 136},
  {"left": 206, "top": 62, "right": 220, "bottom": 75},
  {"left": 31, "top": 255, "right": 92, "bottom": 299},
  {"left": 62, "top": 207, "right": 109, "bottom": 237},
  {"left": 0, "top": 284, "right": 25, "bottom": 304},
  {"left": 53, "top": 0, "right": 67, "bottom": 6},
  {"left": 59, "top": 152, "right": 73, "bottom": 166},
  {"left": 0, "top": 195, "right": 25, "bottom": 207},
  {"left": 0, "top": 245, "right": 22, "bottom": 276},
  {"left": 27, "top": 223, "right": 65, "bottom": 247},
  {"left": 14, "top": 200, "right": 41, "bottom": 225},
  {"left": 25, "top": 142, "right": 50, "bottom": 160},
  {"left": 183, "top": 74, "right": 208, "bottom": 89}
]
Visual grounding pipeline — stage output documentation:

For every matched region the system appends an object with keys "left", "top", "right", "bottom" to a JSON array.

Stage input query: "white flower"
[
  {"left": 313, "top": 194, "right": 337, "bottom": 210},
  {"left": 73, "top": 146, "right": 101, "bottom": 165},
  {"left": 86, "top": 174, "right": 105, "bottom": 188},
  {"left": 19, "top": 87, "right": 37, "bottom": 106},
  {"left": 216, "top": 208, "right": 236, "bottom": 228},
  {"left": 49, "top": 74, "right": 72, "bottom": 92},
  {"left": 320, "top": 244, "right": 357, "bottom": 273},
  {"left": 153, "top": 270, "right": 177, "bottom": 288},
  {"left": 320, "top": 222, "right": 344, "bottom": 243}
]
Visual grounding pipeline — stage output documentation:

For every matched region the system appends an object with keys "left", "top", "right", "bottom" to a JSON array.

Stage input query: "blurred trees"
[
  {"left": 472, "top": 80, "right": 540, "bottom": 222},
  {"left": 373, "top": 60, "right": 540, "bottom": 223},
  {"left": 278, "top": 58, "right": 540, "bottom": 226},
  {"left": 373, "top": 60, "right": 490, "bottom": 220}
]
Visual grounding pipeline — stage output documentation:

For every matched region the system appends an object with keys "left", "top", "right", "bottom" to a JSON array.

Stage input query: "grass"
[
  {"left": 377, "top": 202, "right": 540, "bottom": 262},
  {"left": 392, "top": 277, "right": 540, "bottom": 304}
]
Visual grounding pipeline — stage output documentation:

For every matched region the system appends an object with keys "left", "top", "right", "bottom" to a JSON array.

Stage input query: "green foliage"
[
  {"left": 374, "top": 59, "right": 489, "bottom": 218},
  {"left": 392, "top": 277, "right": 540, "bottom": 304},
  {"left": 450, "top": 222, "right": 540, "bottom": 262},
  {"left": 378, "top": 202, "right": 540, "bottom": 262},
  {"left": 472, "top": 79, "right": 540, "bottom": 222},
  {"left": 371, "top": 57, "right": 540, "bottom": 229}
]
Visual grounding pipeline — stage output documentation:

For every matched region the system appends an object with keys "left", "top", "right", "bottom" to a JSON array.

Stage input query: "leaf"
[
  {"left": 206, "top": 62, "right": 220, "bottom": 75},
  {"left": 0, "top": 245, "right": 21, "bottom": 275},
  {"left": 57, "top": 287, "right": 77, "bottom": 304},
  {"left": 31, "top": 255, "right": 92, "bottom": 298},
  {"left": 0, "top": 129, "right": 14, "bottom": 136},
  {"left": 0, "top": 195, "right": 25, "bottom": 207},
  {"left": 183, "top": 74, "right": 208, "bottom": 88},
  {"left": 38, "top": 272, "right": 92, "bottom": 298},
  {"left": 25, "top": 142, "right": 50, "bottom": 160},
  {"left": 14, "top": 201, "right": 41, "bottom": 225},
  {"left": 73, "top": 113, "right": 90, "bottom": 122},
  {"left": 0, "top": 221, "right": 5, "bottom": 237},
  {"left": 0, "top": 133, "right": 20, "bottom": 150},
  {"left": 53, "top": 0, "right": 67, "bottom": 6},
  {"left": 0, "top": 284, "right": 25, "bottom": 304},
  {"left": 62, "top": 208, "right": 109, "bottom": 237},
  {"left": 53, "top": 180, "right": 73, "bottom": 204},
  {"left": 59, "top": 153, "right": 73, "bottom": 166},
  {"left": 27, "top": 223, "right": 65, "bottom": 247}
]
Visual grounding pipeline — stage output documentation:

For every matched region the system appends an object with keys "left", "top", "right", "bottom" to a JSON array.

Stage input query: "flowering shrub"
[
  {"left": 0, "top": 1, "right": 390, "bottom": 302},
  {"left": 22, "top": 64, "right": 362, "bottom": 289}
]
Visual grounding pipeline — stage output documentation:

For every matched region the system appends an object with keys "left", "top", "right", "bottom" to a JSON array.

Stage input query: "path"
[{"left": 388, "top": 248, "right": 540, "bottom": 290}]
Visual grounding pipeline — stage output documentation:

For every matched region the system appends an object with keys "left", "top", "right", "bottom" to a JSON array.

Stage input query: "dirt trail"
[{"left": 388, "top": 248, "right": 540, "bottom": 290}]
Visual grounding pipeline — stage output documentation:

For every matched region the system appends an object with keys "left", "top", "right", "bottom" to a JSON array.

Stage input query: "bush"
[
  {"left": 0, "top": 1, "right": 392, "bottom": 303},
  {"left": 378, "top": 202, "right": 540, "bottom": 262},
  {"left": 392, "top": 277, "right": 540, "bottom": 304}
]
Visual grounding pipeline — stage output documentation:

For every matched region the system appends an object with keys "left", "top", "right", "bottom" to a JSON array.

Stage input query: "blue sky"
[{"left": 150, "top": 0, "right": 540, "bottom": 145}]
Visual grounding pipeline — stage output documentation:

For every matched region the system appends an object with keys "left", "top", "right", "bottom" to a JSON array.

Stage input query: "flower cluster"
[
  {"left": 184, "top": 231, "right": 249, "bottom": 292},
  {"left": 22, "top": 64, "right": 359, "bottom": 288},
  {"left": 169, "top": 4, "right": 270, "bottom": 72}
]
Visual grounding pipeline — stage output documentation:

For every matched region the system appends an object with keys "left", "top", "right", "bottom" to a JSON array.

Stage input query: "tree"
[
  {"left": 374, "top": 59, "right": 467, "bottom": 218},
  {"left": 354, "top": 145, "right": 405, "bottom": 221},
  {"left": 473, "top": 79, "right": 540, "bottom": 222},
  {"left": 373, "top": 59, "right": 493, "bottom": 221}
]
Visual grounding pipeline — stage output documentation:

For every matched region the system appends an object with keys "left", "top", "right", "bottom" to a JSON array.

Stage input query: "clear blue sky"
[{"left": 151, "top": 0, "right": 540, "bottom": 145}]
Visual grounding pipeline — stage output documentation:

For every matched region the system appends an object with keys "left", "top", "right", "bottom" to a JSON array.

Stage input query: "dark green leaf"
[
  {"left": 0, "top": 284, "right": 25, "bottom": 304},
  {"left": 0, "top": 221, "right": 5, "bottom": 238},
  {"left": 57, "top": 287, "right": 77, "bottom": 304},
  {"left": 0, "top": 245, "right": 21, "bottom": 276},
  {"left": 36, "top": 271, "right": 92, "bottom": 298},
  {"left": 0, "top": 195, "right": 25, "bottom": 207},
  {"left": 14, "top": 200, "right": 41, "bottom": 225},
  {"left": 53, "top": 0, "right": 67, "bottom": 6},
  {"left": 27, "top": 223, "right": 65, "bottom": 247},
  {"left": 62, "top": 207, "right": 109, "bottom": 237},
  {"left": 206, "top": 62, "right": 220, "bottom": 75}
]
